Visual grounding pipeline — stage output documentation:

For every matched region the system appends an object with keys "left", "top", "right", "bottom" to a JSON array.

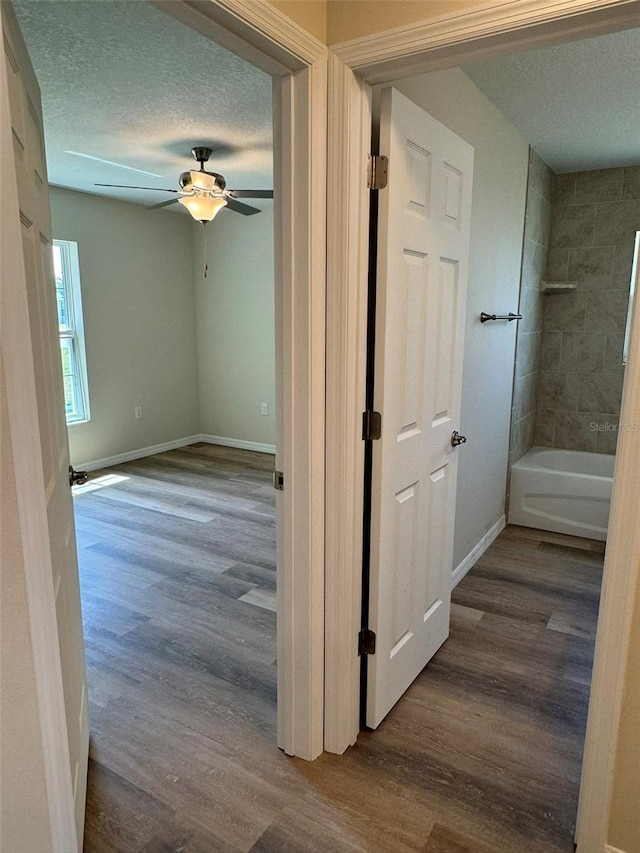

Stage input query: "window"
[{"left": 53, "top": 240, "right": 90, "bottom": 423}]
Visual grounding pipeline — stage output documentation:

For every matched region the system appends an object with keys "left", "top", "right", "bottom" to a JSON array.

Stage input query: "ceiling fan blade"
[
  {"left": 227, "top": 189, "right": 274, "bottom": 199},
  {"left": 94, "top": 183, "right": 179, "bottom": 192},
  {"left": 149, "top": 198, "right": 180, "bottom": 210},
  {"left": 225, "top": 198, "right": 262, "bottom": 216}
]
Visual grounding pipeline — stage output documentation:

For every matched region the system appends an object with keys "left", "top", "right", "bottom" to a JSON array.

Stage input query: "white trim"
[
  {"left": 576, "top": 232, "right": 640, "bottom": 849},
  {"left": 604, "top": 845, "right": 628, "bottom": 853},
  {"left": 324, "top": 54, "right": 371, "bottom": 754},
  {"left": 76, "top": 434, "right": 276, "bottom": 472},
  {"left": 198, "top": 434, "right": 276, "bottom": 455},
  {"left": 333, "top": 0, "right": 640, "bottom": 84},
  {"left": 451, "top": 516, "right": 506, "bottom": 589},
  {"left": 1, "top": 10, "right": 77, "bottom": 848},
  {"left": 75, "top": 435, "right": 202, "bottom": 471},
  {"left": 165, "top": 0, "right": 328, "bottom": 761},
  {"left": 327, "top": 0, "right": 640, "bottom": 839}
]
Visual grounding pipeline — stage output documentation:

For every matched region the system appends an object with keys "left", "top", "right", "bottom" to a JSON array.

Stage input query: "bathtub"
[{"left": 508, "top": 447, "right": 614, "bottom": 541}]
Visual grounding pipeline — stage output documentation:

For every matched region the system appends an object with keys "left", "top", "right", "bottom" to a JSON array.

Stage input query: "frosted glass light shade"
[{"left": 178, "top": 194, "right": 227, "bottom": 223}]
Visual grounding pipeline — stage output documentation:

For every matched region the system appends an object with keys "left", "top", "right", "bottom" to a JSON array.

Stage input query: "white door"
[
  {"left": 366, "top": 88, "right": 474, "bottom": 728},
  {"left": 2, "top": 5, "right": 88, "bottom": 847}
]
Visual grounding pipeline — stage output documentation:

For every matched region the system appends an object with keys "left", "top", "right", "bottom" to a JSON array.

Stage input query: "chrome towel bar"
[{"left": 480, "top": 312, "right": 522, "bottom": 323}]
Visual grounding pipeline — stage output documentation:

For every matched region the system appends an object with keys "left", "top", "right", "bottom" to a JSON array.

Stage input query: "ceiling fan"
[{"left": 95, "top": 146, "right": 273, "bottom": 224}]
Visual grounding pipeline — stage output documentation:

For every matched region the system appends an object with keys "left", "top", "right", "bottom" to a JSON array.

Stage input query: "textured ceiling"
[
  {"left": 13, "top": 0, "right": 273, "bottom": 211},
  {"left": 463, "top": 27, "right": 640, "bottom": 173}
]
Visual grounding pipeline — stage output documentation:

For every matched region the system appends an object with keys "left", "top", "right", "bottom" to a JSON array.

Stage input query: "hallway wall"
[{"left": 393, "top": 68, "right": 529, "bottom": 572}]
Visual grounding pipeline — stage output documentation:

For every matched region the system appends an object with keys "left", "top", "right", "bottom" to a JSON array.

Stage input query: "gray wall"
[
  {"left": 536, "top": 166, "right": 640, "bottom": 454},
  {"left": 51, "top": 188, "right": 200, "bottom": 466},
  {"left": 395, "top": 69, "right": 529, "bottom": 571},
  {"left": 195, "top": 202, "right": 276, "bottom": 449},
  {"left": 510, "top": 149, "right": 553, "bottom": 466}
]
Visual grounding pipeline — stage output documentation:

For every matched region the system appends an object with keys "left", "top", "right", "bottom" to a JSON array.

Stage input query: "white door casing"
[
  {"left": 1, "top": 4, "right": 88, "bottom": 848},
  {"left": 367, "top": 87, "right": 473, "bottom": 728}
]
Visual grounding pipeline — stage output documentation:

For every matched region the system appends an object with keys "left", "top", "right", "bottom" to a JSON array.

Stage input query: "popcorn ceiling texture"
[
  {"left": 464, "top": 27, "right": 640, "bottom": 173},
  {"left": 13, "top": 0, "right": 273, "bottom": 208}
]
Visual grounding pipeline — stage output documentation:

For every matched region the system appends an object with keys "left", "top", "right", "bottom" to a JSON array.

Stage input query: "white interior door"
[
  {"left": 2, "top": 5, "right": 88, "bottom": 846},
  {"left": 366, "top": 87, "right": 474, "bottom": 729}
]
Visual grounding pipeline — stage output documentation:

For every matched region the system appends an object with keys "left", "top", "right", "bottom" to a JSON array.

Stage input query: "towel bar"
[{"left": 480, "top": 312, "right": 522, "bottom": 323}]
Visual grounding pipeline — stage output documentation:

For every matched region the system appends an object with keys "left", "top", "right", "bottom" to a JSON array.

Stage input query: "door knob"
[
  {"left": 451, "top": 430, "right": 467, "bottom": 447},
  {"left": 69, "top": 465, "right": 88, "bottom": 487}
]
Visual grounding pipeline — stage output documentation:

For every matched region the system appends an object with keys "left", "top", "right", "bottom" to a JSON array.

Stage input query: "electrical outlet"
[
  {"left": 260, "top": 402, "right": 268, "bottom": 416},
  {"left": 134, "top": 405, "right": 143, "bottom": 420}
]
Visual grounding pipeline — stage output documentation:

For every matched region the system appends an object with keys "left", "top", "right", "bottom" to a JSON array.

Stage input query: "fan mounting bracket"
[{"left": 192, "top": 146, "right": 213, "bottom": 168}]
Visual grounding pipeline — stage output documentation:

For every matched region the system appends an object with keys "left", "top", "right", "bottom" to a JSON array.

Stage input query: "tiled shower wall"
[
  {"left": 536, "top": 166, "right": 640, "bottom": 454},
  {"left": 509, "top": 150, "right": 552, "bottom": 466}
]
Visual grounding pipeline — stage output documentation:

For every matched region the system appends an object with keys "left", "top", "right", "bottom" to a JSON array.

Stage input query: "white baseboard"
[
  {"left": 604, "top": 845, "right": 628, "bottom": 853},
  {"left": 76, "top": 435, "right": 202, "bottom": 471},
  {"left": 77, "top": 433, "right": 276, "bottom": 471},
  {"left": 451, "top": 515, "right": 506, "bottom": 589},
  {"left": 198, "top": 434, "right": 276, "bottom": 455}
]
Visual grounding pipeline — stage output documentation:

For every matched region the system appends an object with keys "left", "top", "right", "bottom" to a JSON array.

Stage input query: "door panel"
[
  {"left": 2, "top": 5, "right": 88, "bottom": 844},
  {"left": 367, "top": 87, "right": 473, "bottom": 729}
]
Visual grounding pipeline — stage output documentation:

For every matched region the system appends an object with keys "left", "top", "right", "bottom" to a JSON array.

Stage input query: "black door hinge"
[
  {"left": 362, "top": 410, "right": 382, "bottom": 441},
  {"left": 358, "top": 628, "right": 376, "bottom": 656}
]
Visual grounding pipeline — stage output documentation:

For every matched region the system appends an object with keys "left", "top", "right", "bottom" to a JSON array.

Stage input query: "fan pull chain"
[{"left": 203, "top": 224, "right": 208, "bottom": 278}]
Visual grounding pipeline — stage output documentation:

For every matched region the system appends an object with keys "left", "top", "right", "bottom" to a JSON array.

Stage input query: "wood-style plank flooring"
[{"left": 74, "top": 444, "right": 603, "bottom": 852}]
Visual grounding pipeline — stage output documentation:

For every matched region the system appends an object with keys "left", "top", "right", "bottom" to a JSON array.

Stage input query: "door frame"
[
  {"left": 163, "top": 0, "right": 328, "bottom": 764},
  {"left": 4, "top": 9, "right": 327, "bottom": 850},
  {"left": 325, "top": 1, "right": 640, "bottom": 849}
]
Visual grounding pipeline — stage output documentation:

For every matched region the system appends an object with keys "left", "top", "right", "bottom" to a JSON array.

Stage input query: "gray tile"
[
  {"left": 543, "top": 290, "right": 587, "bottom": 331},
  {"left": 509, "top": 415, "right": 524, "bottom": 459},
  {"left": 511, "top": 411, "right": 537, "bottom": 461},
  {"left": 519, "top": 283, "right": 544, "bottom": 333},
  {"left": 538, "top": 371, "right": 580, "bottom": 410},
  {"left": 585, "top": 291, "right": 630, "bottom": 332},
  {"left": 553, "top": 410, "right": 598, "bottom": 452},
  {"left": 575, "top": 168, "right": 624, "bottom": 204},
  {"left": 567, "top": 247, "right": 613, "bottom": 290},
  {"left": 528, "top": 148, "right": 553, "bottom": 203},
  {"left": 515, "top": 330, "right": 542, "bottom": 379},
  {"left": 520, "top": 239, "right": 548, "bottom": 291},
  {"left": 612, "top": 243, "right": 635, "bottom": 290},
  {"left": 622, "top": 165, "right": 640, "bottom": 200},
  {"left": 554, "top": 173, "right": 576, "bottom": 206},
  {"left": 546, "top": 248, "right": 570, "bottom": 282},
  {"left": 523, "top": 410, "right": 536, "bottom": 454},
  {"left": 550, "top": 204, "right": 596, "bottom": 249},
  {"left": 594, "top": 199, "right": 640, "bottom": 247},
  {"left": 560, "top": 331, "right": 605, "bottom": 373},
  {"left": 595, "top": 415, "right": 621, "bottom": 454},
  {"left": 524, "top": 188, "right": 552, "bottom": 247},
  {"left": 578, "top": 373, "right": 624, "bottom": 413},
  {"left": 603, "top": 332, "right": 625, "bottom": 372},
  {"left": 540, "top": 330, "right": 562, "bottom": 370},
  {"left": 535, "top": 408, "right": 555, "bottom": 446},
  {"left": 513, "top": 371, "right": 538, "bottom": 421}
]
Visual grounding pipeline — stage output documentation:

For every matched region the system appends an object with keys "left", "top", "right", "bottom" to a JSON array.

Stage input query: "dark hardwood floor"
[{"left": 73, "top": 444, "right": 603, "bottom": 852}]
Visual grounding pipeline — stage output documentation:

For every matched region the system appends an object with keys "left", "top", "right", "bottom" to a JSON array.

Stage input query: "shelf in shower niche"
[{"left": 540, "top": 281, "right": 578, "bottom": 293}]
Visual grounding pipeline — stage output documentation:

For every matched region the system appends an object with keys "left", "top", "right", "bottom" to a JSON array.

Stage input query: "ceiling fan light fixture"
[{"left": 178, "top": 193, "right": 228, "bottom": 224}]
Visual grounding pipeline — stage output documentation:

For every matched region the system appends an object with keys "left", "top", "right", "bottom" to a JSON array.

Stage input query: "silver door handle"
[{"left": 451, "top": 430, "right": 467, "bottom": 447}]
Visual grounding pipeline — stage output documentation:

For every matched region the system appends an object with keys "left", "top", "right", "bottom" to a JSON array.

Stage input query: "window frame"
[{"left": 53, "top": 239, "right": 90, "bottom": 424}]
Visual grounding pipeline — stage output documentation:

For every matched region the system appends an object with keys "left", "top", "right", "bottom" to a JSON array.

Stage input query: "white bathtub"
[{"left": 508, "top": 447, "right": 614, "bottom": 541}]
